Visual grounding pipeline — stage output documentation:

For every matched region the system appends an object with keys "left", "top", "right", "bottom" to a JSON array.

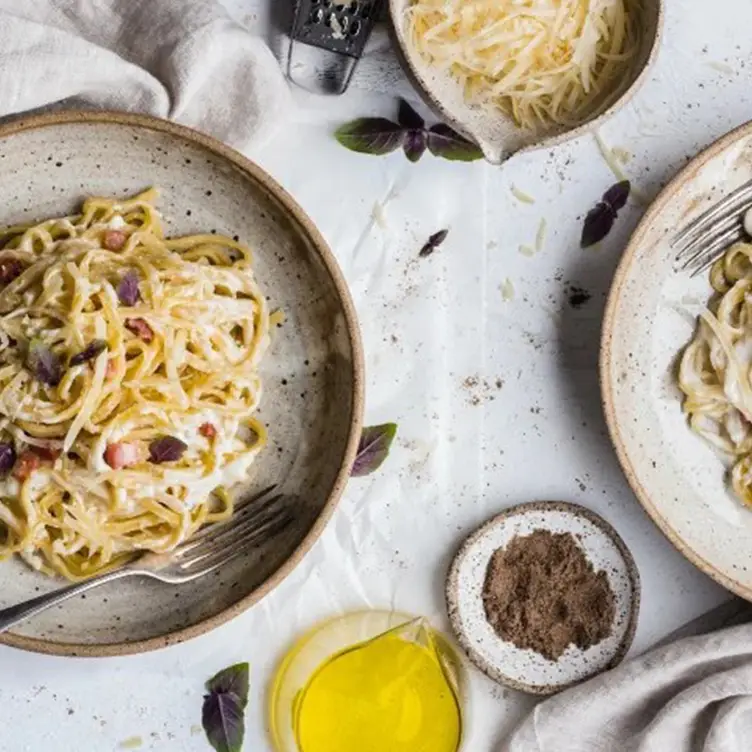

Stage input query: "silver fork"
[
  {"left": 0, "top": 485, "right": 290, "bottom": 633},
  {"left": 673, "top": 178, "right": 752, "bottom": 276}
]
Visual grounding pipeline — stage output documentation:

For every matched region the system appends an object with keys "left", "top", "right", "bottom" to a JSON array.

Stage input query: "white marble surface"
[{"left": 4, "top": 0, "right": 752, "bottom": 749}]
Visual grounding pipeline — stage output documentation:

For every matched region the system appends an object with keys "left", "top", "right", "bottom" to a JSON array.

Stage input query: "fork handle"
[{"left": 0, "top": 567, "right": 136, "bottom": 633}]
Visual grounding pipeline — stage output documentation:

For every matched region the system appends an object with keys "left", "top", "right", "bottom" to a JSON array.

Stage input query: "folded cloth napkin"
[
  {"left": 0, "top": 0, "right": 291, "bottom": 151},
  {"left": 503, "top": 615, "right": 752, "bottom": 752}
]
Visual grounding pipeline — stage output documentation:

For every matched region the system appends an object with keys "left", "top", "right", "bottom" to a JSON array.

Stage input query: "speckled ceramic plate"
[
  {"left": 446, "top": 502, "right": 640, "bottom": 695},
  {"left": 0, "top": 111, "right": 364, "bottom": 657},
  {"left": 602, "top": 121, "right": 752, "bottom": 601}
]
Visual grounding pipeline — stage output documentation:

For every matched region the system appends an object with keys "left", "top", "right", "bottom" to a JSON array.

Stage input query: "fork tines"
[
  {"left": 176, "top": 485, "right": 293, "bottom": 577},
  {"left": 673, "top": 178, "right": 752, "bottom": 276}
]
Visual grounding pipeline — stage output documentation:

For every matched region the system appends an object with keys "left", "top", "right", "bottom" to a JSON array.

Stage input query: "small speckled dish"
[
  {"left": 446, "top": 502, "right": 640, "bottom": 695},
  {"left": 389, "top": 0, "right": 664, "bottom": 164},
  {"left": 0, "top": 111, "right": 364, "bottom": 657}
]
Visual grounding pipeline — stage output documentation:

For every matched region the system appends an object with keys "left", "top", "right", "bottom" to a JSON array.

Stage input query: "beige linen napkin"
[
  {"left": 0, "top": 0, "right": 291, "bottom": 150},
  {"left": 503, "top": 601, "right": 752, "bottom": 752}
]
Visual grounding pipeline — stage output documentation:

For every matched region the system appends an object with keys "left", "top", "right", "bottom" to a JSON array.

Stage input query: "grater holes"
[
  {"left": 309, "top": 6, "right": 325, "bottom": 23},
  {"left": 349, "top": 18, "right": 361, "bottom": 36}
]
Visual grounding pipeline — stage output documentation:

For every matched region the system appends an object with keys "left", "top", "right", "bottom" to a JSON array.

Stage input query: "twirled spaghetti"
[
  {"left": 680, "top": 241, "right": 752, "bottom": 507},
  {"left": 0, "top": 189, "right": 270, "bottom": 580}
]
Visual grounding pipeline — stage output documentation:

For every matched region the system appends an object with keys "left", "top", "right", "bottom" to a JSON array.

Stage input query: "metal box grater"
[{"left": 287, "top": 0, "right": 385, "bottom": 94}]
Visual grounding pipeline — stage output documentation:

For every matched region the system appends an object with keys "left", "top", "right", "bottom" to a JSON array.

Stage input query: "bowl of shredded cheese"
[{"left": 391, "top": 0, "right": 663, "bottom": 163}]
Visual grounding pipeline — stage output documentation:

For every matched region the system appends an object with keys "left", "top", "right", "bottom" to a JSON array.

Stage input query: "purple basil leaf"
[
  {"left": 117, "top": 269, "right": 140, "bottom": 306},
  {"left": 27, "top": 339, "right": 62, "bottom": 387},
  {"left": 202, "top": 663, "right": 249, "bottom": 752},
  {"left": 202, "top": 693, "right": 245, "bottom": 752},
  {"left": 351, "top": 423, "right": 397, "bottom": 477},
  {"left": 398, "top": 99, "right": 425, "bottom": 130},
  {"left": 427, "top": 124, "right": 483, "bottom": 162},
  {"left": 206, "top": 663, "right": 250, "bottom": 707},
  {"left": 581, "top": 202, "right": 617, "bottom": 248},
  {"left": 69, "top": 339, "right": 107, "bottom": 367},
  {"left": 419, "top": 229, "right": 449, "bottom": 257},
  {"left": 0, "top": 258, "right": 24, "bottom": 286},
  {"left": 148, "top": 436, "right": 188, "bottom": 464},
  {"left": 0, "top": 443, "right": 16, "bottom": 475},
  {"left": 404, "top": 129, "right": 427, "bottom": 163},
  {"left": 335, "top": 118, "right": 405, "bottom": 156},
  {"left": 603, "top": 180, "right": 631, "bottom": 212}
]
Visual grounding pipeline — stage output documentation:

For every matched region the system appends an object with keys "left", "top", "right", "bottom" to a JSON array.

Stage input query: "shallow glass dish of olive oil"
[{"left": 268, "top": 611, "right": 466, "bottom": 752}]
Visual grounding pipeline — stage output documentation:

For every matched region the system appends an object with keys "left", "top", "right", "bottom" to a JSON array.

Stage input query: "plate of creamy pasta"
[
  {"left": 602, "top": 120, "right": 752, "bottom": 602},
  {"left": 0, "top": 112, "right": 363, "bottom": 656}
]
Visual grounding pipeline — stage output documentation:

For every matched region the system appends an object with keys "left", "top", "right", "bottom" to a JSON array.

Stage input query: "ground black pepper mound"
[{"left": 482, "top": 529, "right": 615, "bottom": 661}]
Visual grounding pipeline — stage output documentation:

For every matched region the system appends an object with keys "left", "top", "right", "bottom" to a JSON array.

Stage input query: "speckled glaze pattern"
[
  {"left": 388, "top": 0, "right": 664, "bottom": 164},
  {"left": 0, "top": 111, "right": 364, "bottom": 657},
  {"left": 602, "top": 121, "right": 752, "bottom": 602},
  {"left": 446, "top": 501, "right": 640, "bottom": 696}
]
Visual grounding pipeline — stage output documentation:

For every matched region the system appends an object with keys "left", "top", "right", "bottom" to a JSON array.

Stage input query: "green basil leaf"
[
  {"left": 335, "top": 118, "right": 405, "bottom": 156},
  {"left": 427, "top": 124, "right": 483, "bottom": 162}
]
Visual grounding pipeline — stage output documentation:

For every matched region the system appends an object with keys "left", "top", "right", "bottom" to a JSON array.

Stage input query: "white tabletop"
[{"left": 4, "top": 0, "right": 752, "bottom": 749}]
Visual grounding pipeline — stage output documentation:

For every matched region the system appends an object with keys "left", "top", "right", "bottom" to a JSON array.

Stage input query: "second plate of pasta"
[{"left": 602, "top": 120, "right": 752, "bottom": 601}]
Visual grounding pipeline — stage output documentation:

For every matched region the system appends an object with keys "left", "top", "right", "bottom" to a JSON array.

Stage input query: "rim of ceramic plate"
[
  {"left": 601, "top": 118, "right": 752, "bottom": 601},
  {"left": 0, "top": 110, "right": 365, "bottom": 657}
]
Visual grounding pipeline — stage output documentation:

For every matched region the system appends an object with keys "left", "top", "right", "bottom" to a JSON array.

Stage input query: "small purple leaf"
[
  {"left": 117, "top": 269, "right": 140, "bottom": 306},
  {"left": 148, "top": 436, "right": 187, "bottom": 464},
  {"left": 206, "top": 663, "right": 250, "bottom": 706},
  {"left": 427, "top": 124, "right": 483, "bottom": 162},
  {"left": 0, "top": 258, "right": 24, "bottom": 286},
  {"left": 581, "top": 202, "right": 617, "bottom": 248},
  {"left": 202, "top": 695, "right": 244, "bottom": 752},
  {"left": 202, "top": 663, "right": 249, "bottom": 752},
  {"left": 404, "top": 129, "right": 427, "bottom": 163},
  {"left": 603, "top": 180, "right": 631, "bottom": 212},
  {"left": 0, "top": 443, "right": 16, "bottom": 475},
  {"left": 69, "top": 340, "right": 107, "bottom": 367},
  {"left": 27, "top": 339, "right": 62, "bottom": 387},
  {"left": 351, "top": 423, "right": 397, "bottom": 477},
  {"left": 335, "top": 118, "right": 405, "bottom": 156},
  {"left": 398, "top": 99, "right": 425, "bottom": 130},
  {"left": 419, "top": 229, "right": 449, "bottom": 257}
]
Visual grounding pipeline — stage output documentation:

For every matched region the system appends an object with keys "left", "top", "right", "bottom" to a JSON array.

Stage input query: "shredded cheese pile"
[{"left": 406, "top": 0, "right": 641, "bottom": 129}]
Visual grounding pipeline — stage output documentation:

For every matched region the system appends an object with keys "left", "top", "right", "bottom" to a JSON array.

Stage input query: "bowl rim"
[
  {"left": 387, "top": 0, "right": 665, "bottom": 163},
  {"left": 601, "top": 119, "right": 752, "bottom": 601},
  {"left": 0, "top": 109, "right": 366, "bottom": 657}
]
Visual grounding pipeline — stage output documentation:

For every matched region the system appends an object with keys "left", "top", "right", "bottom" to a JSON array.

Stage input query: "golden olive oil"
[{"left": 293, "top": 620, "right": 462, "bottom": 752}]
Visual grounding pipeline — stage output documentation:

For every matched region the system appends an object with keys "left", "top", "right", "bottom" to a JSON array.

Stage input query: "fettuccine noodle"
[
  {"left": 680, "top": 241, "right": 752, "bottom": 507},
  {"left": 0, "top": 189, "right": 270, "bottom": 580}
]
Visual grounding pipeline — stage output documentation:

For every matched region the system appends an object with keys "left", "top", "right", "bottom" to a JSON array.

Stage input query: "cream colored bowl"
[
  {"left": 0, "top": 111, "right": 364, "bottom": 656},
  {"left": 602, "top": 121, "right": 752, "bottom": 600},
  {"left": 389, "top": 0, "right": 664, "bottom": 164}
]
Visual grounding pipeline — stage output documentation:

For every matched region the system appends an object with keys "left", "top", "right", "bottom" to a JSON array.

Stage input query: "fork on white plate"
[
  {"left": 0, "top": 484, "right": 290, "bottom": 633},
  {"left": 673, "top": 178, "right": 752, "bottom": 276}
]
